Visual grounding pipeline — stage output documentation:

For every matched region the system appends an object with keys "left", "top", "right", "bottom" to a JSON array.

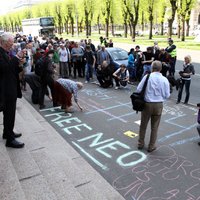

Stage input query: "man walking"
[{"left": 136, "top": 61, "right": 170, "bottom": 152}]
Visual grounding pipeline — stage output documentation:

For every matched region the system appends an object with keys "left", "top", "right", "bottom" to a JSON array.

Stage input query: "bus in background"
[{"left": 22, "top": 16, "right": 55, "bottom": 37}]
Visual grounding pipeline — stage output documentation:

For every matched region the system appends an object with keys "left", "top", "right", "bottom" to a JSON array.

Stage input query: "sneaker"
[
  {"left": 85, "top": 81, "right": 88, "bottom": 83},
  {"left": 115, "top": 86, "right": 119, "bottom": 90}
]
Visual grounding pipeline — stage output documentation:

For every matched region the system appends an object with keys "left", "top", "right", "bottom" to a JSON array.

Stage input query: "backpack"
[{"left": 35, "top": 57, "right": 45, "bottom": 77}]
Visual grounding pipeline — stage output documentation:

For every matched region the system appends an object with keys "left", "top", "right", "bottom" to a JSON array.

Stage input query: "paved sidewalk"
[{"left": 0, "top": 97, "right": 125, "bottom": 200}]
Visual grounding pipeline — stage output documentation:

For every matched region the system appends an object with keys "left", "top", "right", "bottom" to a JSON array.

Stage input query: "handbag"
[{"left": 130, "top": 74, "right": 150, "bottom": 113}]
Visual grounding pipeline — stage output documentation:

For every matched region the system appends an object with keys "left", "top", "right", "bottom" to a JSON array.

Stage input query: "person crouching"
[
  {"left": 53, "top": 78, "right": 83, "bottom": 113},
  {"left": 113, "top": 64, "right": 129, "bottom": 89}
]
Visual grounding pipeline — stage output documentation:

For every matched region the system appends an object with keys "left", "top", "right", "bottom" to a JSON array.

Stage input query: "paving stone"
[
  {"left": 20, "top": 174, "right": 57, "bottom": 200},
  {"left": 31, "top": 149, "right": 84, "bottom": 200},
  {"left": 73, "top": 157, "right": 125, "bottom": 200},
  {"left": 7, "top": 148, "right": 41, "bottom": 181},
  {"left": 0, "top": 141, "right": 26, "bottom": 200}
]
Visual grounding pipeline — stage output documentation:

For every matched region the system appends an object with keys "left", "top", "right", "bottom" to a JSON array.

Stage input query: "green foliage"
[{"left": 0, "top": 0, "right": 198, "bottom": 39}]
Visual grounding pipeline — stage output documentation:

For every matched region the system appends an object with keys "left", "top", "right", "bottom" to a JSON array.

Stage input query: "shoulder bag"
[{"left": 130, "top": 74, "right": 150, "bottom": 113}]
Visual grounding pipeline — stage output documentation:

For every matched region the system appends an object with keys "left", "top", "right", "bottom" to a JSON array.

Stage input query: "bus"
[{"left": 22, "top": 17, "right": 55, "bottom": 37}]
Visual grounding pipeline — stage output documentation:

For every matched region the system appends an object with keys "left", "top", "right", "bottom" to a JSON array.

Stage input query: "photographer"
[
  {"left": 96, "top": 60, "right": 114, "bottom": 88},
  {"left": 176, "top": 55, "right": 195, "bottom": 104},
  {"left": 113, "top": 64, "right": 129, "bottom": 89}
]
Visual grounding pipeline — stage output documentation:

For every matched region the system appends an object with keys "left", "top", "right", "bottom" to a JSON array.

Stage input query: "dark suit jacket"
[{"left": 0, "top": 47, "right": 22, "bottom": 112}]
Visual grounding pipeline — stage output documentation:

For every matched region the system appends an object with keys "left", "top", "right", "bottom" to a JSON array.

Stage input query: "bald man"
[
  {"left": 136, "top": 60, "right": 170, "bottom": 152},
  {"left": 0, "top": 33, "right": 25, "bottom": 148}
]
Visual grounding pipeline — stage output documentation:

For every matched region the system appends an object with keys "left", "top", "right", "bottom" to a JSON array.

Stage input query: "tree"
[
  {"left": 83, "top": 0, "right": 94, "bottom": 37},
  {"left": 121, "top": 0, "right": 128, "bottom": 38},
  {"left": 66, "top": 1, "right": 75, "bottom": 36},
  {"left": 123, "top": 0, "right": 140, "bottom": 41},
  {"left": 167, "top": 0, "right": 178, "bottom": 37},
  {"left": 101, "top": 0, "right": 113, "bottom": 38},
  {"left": 160, "top": 2, "right": 167, "bottom": 35},
  {"left": 147, "top": 0, "right": 155, "bottom": 39},
  {"left": 53, "top": 2, "right": 63, "bottom": 35}
]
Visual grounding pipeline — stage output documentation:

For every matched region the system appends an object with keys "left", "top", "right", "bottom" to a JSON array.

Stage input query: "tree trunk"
[
  {"left": 124, "top": 23, "right": 128, "bottom": 38},
  {"left": 149, "top": 20, "right": 153, "bottom": 39},
  {"left": 181, "top": 18, "right": 185, "bottom": 41},
  {"left": 161, "top": 21, "right": 164, "bottom": 35},
  {"left": 97, "top": 15, "right": 101, "bottom": 35},
  {"left": 129, "top": 22, "right": 132, "bottom": 37},
  {"left": 132, "top": 24, "right": 136, "bottom": 42},
  {"left": 141, "top": 11, "right": 144, "bottom": 32},
  {"left": 186, "top": 19, "right": 190, "bottom": 36},
  {"left": 168, "top": 19, "right": 173, "bottom": 38},
  {"left": 149, "top": 12, "right": 153, "bottom": 40},
  {"left": 85, "top": 12, "right": 89, "bottom": 37},
  {"left": 105, "top": 19, "right": 109, "bottom": 38}
]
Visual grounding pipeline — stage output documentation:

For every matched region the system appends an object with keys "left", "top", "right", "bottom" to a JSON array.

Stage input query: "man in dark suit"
[{"left": 0, "top": 33, "right": 25, "bottom": 148}]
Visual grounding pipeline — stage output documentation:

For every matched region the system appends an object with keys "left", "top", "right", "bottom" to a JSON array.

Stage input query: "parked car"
[{"left": 105, "top": 47, "right": 128, "bottom": 70}]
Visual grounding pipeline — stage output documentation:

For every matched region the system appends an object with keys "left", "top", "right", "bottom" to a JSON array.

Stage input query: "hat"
[{"left": 168, "top": 38, "right": 173, "bottom": 43}]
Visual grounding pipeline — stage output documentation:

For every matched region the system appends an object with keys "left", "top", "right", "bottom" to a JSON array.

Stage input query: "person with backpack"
[
  {"left": 36, "top": 50, "right": 56, "bottom": 109},
  {"left": 113, "top": 64, "right": 129, "bottom": 89}
]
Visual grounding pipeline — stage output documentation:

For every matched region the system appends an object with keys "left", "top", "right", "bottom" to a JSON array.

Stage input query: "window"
[{"left": 40, "top": 18, "right": 54, "bottom": 26}]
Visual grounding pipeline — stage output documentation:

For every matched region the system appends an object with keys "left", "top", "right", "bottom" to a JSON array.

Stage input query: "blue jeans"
[
  {"left": 85, "top": 63, "right": 92, "bottom": 82},
  {"left": 177, "top": 79, "right": 191, "bottom": 103},
  {"left": 142, "top": 64, "right": 151, "bottom": 77},
  {"left": 127, "top": 65, "right": 136, "bottom": 80}
]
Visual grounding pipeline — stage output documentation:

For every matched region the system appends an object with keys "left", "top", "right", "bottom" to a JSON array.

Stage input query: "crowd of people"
[{"left": 0, "top": 32, "right": 198, "bottom": 149}]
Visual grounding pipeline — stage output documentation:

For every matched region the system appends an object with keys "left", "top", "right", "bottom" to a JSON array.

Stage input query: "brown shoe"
[
  {"left": 137, "top": 144, "right": 144, "bottom": 150},
  {"left": 147, "top": 147, "right": 157, "bottom": 153}
]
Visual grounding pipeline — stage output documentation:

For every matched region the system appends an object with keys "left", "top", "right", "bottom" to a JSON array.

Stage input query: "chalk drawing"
[
  {"left": 81, "top": 88, "right": 114, "bottom": 100},
  {"left": 158, "top": 123, "right": 197, "bottom": 142},
  {"left": 72, "top": 141, "right": 109, "bottom": 171},
  {"left": 124, "top": 131, "right": 138, "bottom": 138},
  {"left": 169, "top": 136, "right": 199, "bottom": 146},
  {"left": 112, "top": 145, "right": 200, "bottom": 200}
]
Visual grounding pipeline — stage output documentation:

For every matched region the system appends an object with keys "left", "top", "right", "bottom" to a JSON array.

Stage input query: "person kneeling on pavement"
[
  {"left": 53, "top": 78, "right": 83, "bottom": 113},
  {"left": 96, "top": 60, "right": 114, "bottom": 88},
  {"left": 113, "top": 64, "right": 129, "bottom": 89}
]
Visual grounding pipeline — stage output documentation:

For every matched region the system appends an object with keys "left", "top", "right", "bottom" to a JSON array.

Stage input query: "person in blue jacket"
[{"left": 127, "top": 48, "right": 135, "bottom": 82}]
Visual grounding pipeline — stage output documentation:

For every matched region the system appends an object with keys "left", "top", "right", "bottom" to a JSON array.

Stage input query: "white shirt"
[
  {"left": 59, "top": 48, "right": 70, "bottom": 62},
  {"left": 137, "top": 72, "right": 170, "bottom": 102}
]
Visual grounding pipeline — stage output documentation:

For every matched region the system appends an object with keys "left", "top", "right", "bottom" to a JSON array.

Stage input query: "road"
[
  {"left": 23, "top": 43, "right": 200, "bottom": 200},
  {"left": 94, "top": 40, "right": 200, "bottom": 106},
  {"left": 23, "top": 80, "right": 200, "bottom": 200}
]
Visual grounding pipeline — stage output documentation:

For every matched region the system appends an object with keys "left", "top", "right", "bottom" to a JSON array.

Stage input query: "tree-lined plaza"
[{"left": 0, "top": 0, "right": 199, "bottom": 41}]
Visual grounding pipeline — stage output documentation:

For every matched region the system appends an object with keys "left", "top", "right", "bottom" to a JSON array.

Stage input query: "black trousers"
[
  {"left": 3, "top": 99, "right": 17, "bottom": 142},
  {"left": 39, "top": 75, "right": 54, "bottom": 106}
]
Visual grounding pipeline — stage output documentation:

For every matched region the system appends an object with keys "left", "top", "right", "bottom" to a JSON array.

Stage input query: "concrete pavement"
[{"left": 0, "top": 97, "right": 125, "bottom": 200}]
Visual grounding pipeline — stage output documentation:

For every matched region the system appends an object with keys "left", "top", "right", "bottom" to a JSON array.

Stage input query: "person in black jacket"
[
  {"left": 0, "top": 33, "right": 25, "bottom": 148},
  {"left": 96, "top": 60, "right": 114, "bottom": 88},
  {"left": 38, "top": 50, "right": 56, "bottom": 109},
  {"left": 176, "top": 55, "right": 195, "bottom": 104}
]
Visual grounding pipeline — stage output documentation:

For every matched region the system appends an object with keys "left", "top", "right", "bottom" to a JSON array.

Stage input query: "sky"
[{"left": 0, "top": 0, "right": 54, "bottom": 15}]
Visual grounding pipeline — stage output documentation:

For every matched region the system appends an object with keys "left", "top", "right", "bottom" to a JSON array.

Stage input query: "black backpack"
[{"left": 35, "top": 57, "right": 45, "bottom": 77}]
